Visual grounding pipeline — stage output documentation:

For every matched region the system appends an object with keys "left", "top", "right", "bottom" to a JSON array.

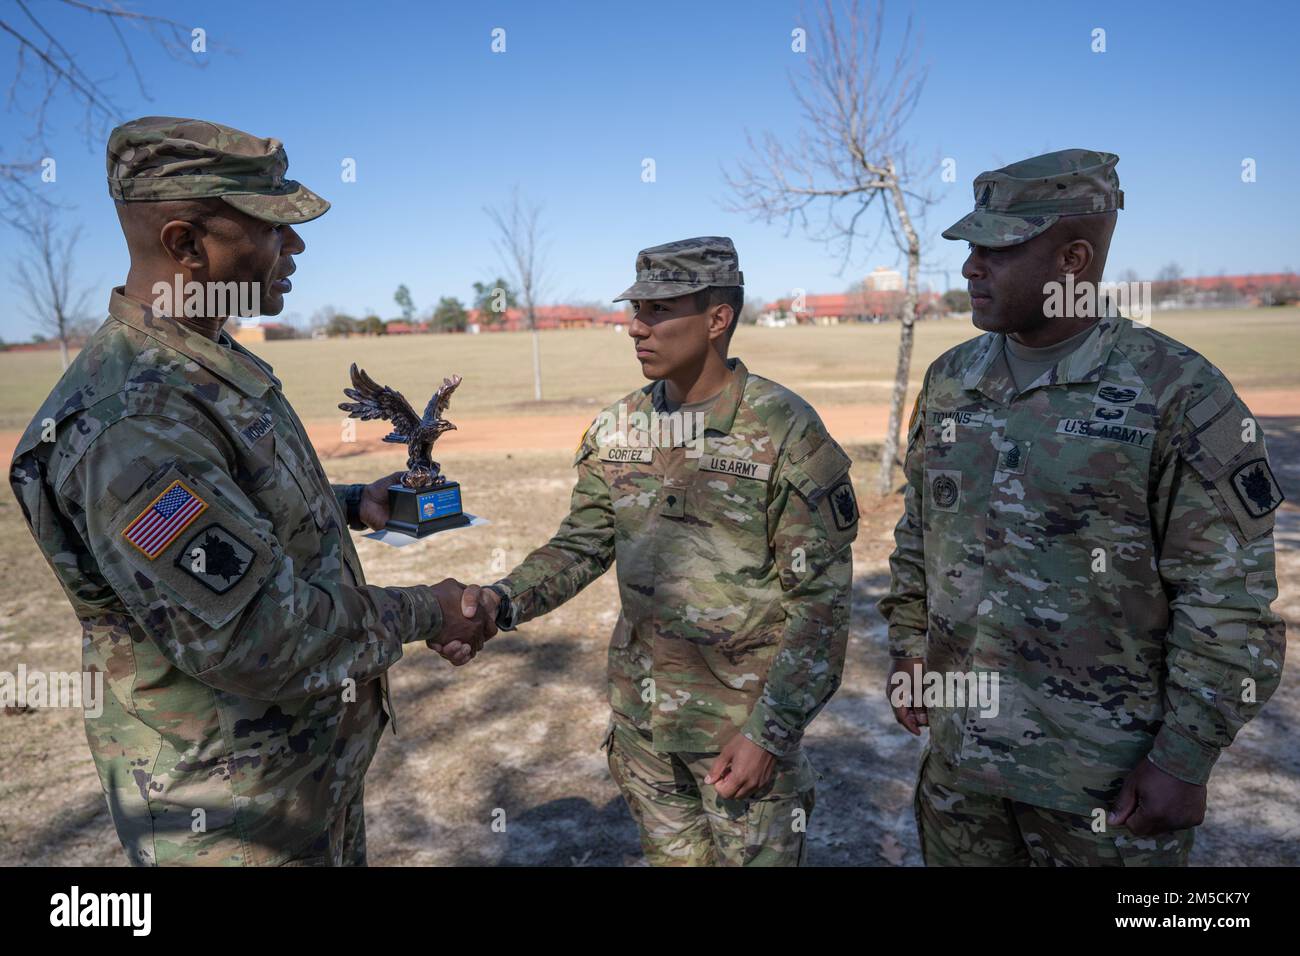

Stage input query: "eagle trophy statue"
[{"left": 338, "top": 363, "right": 462, "bottom": 490}]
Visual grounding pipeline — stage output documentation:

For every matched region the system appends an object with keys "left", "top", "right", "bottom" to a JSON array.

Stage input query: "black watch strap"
[{"left": 488, "top": 584, "right": 515, "bottom": 631}]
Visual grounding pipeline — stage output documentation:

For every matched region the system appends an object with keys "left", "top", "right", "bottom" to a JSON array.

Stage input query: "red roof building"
[{"left": 762, "top": 290, "right": 941, "bottom": 324}]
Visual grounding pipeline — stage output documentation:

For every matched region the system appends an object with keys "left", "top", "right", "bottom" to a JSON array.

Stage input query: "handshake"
[{"left": 425, "top": 579, "right": 504, "bottom": 666}]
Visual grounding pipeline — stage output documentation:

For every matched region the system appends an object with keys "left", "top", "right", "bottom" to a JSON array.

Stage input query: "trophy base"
[{"left": 385, "top": 481, "right": 470, "bottom": 538}]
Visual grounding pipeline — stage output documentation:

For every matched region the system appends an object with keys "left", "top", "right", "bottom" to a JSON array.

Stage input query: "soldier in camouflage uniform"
[
  {"left": 450, "top": 238, "right": 858, "bottom": 865},
  {"left": 878, "top": 150, "right": 1286, "bottom": 865},
  {"left": 9, "top": 117, "right": 490, "bottom": 866}
]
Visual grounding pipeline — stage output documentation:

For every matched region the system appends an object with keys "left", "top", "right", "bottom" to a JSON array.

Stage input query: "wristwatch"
[
  {"left": 343, "top": 483, "right": 368, "bottom": 531},
  {"left": 487, "top": 584, "right": 516, "bottom": 631}
]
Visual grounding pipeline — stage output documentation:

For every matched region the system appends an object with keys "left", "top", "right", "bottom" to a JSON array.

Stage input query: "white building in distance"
[{"left": 864, "top": 266, "right": 903, "bottom": 292}]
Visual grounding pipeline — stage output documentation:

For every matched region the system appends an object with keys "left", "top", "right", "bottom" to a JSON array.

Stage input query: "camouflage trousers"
[
  {"left": 604, "top": 715, "right": 816, "bottom": 866},
  {"left": 914, "top": 750, "right": 1194, "bottom": 866},
  {"left": 282, "top": 783, "right": 368, "bottom": 867}
]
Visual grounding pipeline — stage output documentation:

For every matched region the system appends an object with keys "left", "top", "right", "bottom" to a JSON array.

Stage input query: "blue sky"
[{"left": 1, "top": 0, "right": 1297, "bottom": 339}]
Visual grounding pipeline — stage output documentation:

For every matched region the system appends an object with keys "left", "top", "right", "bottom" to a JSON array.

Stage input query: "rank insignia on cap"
[
  {"left": 122, "top": 479, "right": 208, "bottom": 559},
  {"left": 175, "top": 523, "right": 255, "bottom": 594}
]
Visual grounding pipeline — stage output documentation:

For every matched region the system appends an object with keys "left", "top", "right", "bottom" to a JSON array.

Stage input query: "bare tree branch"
[
  {"left": 724, "top": 0, "right": 935, "bottom": 493},
  {"left": 12, "top": 205, "right": 94, "bottom": 368},
  {"left": 485, "top": 187, "right": 551, "bottom": 401},
  {"left": 0, "top": 0, "right": 218, "bottom": 225}
]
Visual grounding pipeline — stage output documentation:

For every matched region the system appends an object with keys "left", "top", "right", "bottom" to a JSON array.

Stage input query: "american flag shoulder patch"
[{"left": 122, "top": 479, "right": 208, "bottom": 559}]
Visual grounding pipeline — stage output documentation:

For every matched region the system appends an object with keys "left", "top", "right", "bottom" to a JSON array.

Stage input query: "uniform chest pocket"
[
  {"left": 691, "top": 458, "right": 770, "bottom": 539},
  {"left": 1034, "top": 417, "right": 1155, "bottom": 535},
  {"left": 242, "top": 432, "right": 332, "bottom": 538},
  {"left": 601, "top": 453, "right": 660, "bottom": 533},
  {"left": 923, "top": 408, "right": 993, "bottom": 466}
]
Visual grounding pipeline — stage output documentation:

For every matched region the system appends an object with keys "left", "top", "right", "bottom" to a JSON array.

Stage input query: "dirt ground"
[{"left": 2, "top": 411, "right": 1297, "bottom": 866}]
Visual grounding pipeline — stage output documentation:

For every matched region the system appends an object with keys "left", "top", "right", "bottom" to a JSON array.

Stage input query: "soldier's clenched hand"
[
  {"left": 887, "top": 657, "right": 929, "bottom": 736},
  {"left": 426, "top": 579, "right": 495, "bottom": 665},
  {"left": 358, "top": 471, "right": 409, "bottom": 531},
  {"left": 1107, "top": 758, "right": 1207, "bottom": 836},
  {"left": 705, "top": 733, "right": 776, "bottom": 800},
  {"left": 433, "top": 584, "right": 501, "bottom": 665}
]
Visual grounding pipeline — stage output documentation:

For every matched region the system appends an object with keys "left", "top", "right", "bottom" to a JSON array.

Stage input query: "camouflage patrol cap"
[
  {"left": 613, "top": 236, "right": 743, "bottom": 302},
  {"left": 106, "top": 116, "right": 330, "bottom": 225},
  {"left": 942, "top": 149, "right": 1122, "bottom": 249}
]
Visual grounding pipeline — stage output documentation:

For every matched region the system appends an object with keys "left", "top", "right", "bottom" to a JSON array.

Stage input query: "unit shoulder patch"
[
  {"left": 828, "top": 480, "right": 859, "bottom": 530},
  {"left": 175, "top": 523, "right": 256, "bottom": 594},
  {"left": 1230, "top": 458, "right": 1284, "bottom": 519}
]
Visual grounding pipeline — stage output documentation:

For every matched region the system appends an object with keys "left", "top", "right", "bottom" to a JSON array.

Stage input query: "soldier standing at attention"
[
  {"left": 878, "top": 149, "right": 1286, "bottom": 865},
  {"left": 10, "top": 117, "right": 492, "bottom": 866},
  {"left": 447, "top": 237, "right": 859, "bottom": 865}
]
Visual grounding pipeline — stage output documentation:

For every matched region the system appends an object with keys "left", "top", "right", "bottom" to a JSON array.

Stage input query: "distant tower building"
[{"left": 864, "top": 266, "right": 903, "bottom": 292}]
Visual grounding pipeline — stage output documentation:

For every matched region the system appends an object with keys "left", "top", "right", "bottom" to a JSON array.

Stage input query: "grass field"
[
  {"left": 0, "top": 308, "right": 1297, "bottom": 429},
  {"left": 1, "top": 307, "right": 1297, "bottom": 865}
]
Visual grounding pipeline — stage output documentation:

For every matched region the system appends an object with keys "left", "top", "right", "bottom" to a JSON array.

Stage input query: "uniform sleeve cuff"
[
  {"left": 340, "top": 483, "right": 367, "bottom": 531},
  {"left": 888, "top": 626, "right": 927, "bottom": 659},
  {"left": 1146, "top": 725, "right": 1221, "bottom": 785},
  {"left": 490, "top": 578, "right": 522, "bottom": 630},
  {"left": 741, "top": 703, "right": 801, "bottom": 757},
  {"left": 401, "top": 586, "right": 445, "bottom": 646}
]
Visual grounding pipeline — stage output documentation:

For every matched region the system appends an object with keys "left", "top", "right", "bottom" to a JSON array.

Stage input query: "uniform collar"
[
  {"left": 107, "top": 287, "right": 281, "bottom": 396},
  {"left": 963, "top": 314, "right": 1126, "bottom": 404},
  {"left": 650, "top": 356, "right": 749, "bottom": 436}
]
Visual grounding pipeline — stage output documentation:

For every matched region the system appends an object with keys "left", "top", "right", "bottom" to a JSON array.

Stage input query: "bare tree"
[
  {"left": 1, "top": 0, "right": 205, "bottom": 224},
  {"left": 13, "top": 206, "right": 92, "bottom": 369},
  {"left": 1154, "top": 262, "right": 1185, "bottom": 307},
  {"left": 485, "top": 187, "right": 550, "bottom": 401},
  {"left": 726, "top": 0, "right": 932, "bottom": 494}
]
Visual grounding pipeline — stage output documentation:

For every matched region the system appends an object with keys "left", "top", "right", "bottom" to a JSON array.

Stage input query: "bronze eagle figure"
[{"left": 338, "top": 363, "right": 462, "bottom": 490}]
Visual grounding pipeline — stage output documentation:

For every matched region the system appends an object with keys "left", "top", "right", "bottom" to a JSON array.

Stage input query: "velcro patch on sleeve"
[
  {"left": 122, "top": 479, "right": 208, "bottom": 559},
  {"left": 827, "top": 479, "right": 859, "bottom": 530},
  {"left": 906, "top": 393, "right": 922, "bottom": 449},
  {"left": 1196, "top": 456, "right": 1284, "bottom": 543},
  {"left": 1230, "top": 458, "right": 1284, "bottom": 519},
  {"left": 110, "top": 461, "right": 274, "bottom": 630},
  {"left": 574, "top": 421, "right": 597, "bottom": 466},
  {"left": 803, "top": 437, "right": 852, "bottom": 490},
  {"left": 175, "top": 523, "right": 256, "bottom": 594}
]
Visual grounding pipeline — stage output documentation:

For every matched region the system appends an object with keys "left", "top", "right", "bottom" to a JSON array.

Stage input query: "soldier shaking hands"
[
  {"left": 445, "top": 237, "right": 858, "bottom": 866},
  {"left": 9, "top": 117, "right": 494, "bottom": 867}
]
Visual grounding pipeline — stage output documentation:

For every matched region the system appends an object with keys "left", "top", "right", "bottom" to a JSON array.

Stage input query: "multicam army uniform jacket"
[
  {"left": 10, "top": 290, "right": 446, "bottom": 865},
  {"left": 879, "top": 315, "right": 1286, "bottom": 815},
  {"left": 496, "top": 358, "right": 858, "bottom": 756}
]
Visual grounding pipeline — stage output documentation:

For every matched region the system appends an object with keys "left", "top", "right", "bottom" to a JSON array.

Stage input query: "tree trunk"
[
  {"left": 529, "top": 313, "right": 543, "bottom": 401},
  {"left": 877, "top": 167, "right": 922, "bottom": 496},
  {"left": 59, "top": 336, "right": 69, "bottom": 370}
]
